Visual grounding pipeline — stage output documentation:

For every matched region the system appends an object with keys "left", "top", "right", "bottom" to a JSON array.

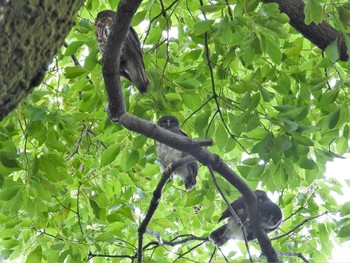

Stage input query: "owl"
[
  {"left": 156, "top": 116, "right": 198, "bottom": 190},
  {"left": 95, "top": 10, "right": 150, "bottom": 93},
  {"left": 209, "top": 190, "right": 283, "bottom": 246}
]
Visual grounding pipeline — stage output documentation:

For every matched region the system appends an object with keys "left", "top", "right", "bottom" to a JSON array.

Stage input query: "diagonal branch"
[
  {"left": 138, "top": 156, "right": 198, "bottom": 263},
  {"left": 102, "top": 0, "right": 279, "bottom": 262}
]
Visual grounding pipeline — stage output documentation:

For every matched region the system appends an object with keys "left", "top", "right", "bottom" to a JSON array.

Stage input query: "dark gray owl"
[
  {"left": 156, "top": 116, "right": 198, "bottom": 190},
  {"left": 209, "top": 190, "right": 283, "bottom": 246},
  {"left": 95, "top": 10, "right": 150, "bottom": 93}
]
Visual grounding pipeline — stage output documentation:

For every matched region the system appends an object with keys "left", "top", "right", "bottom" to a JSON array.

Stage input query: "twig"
[
  {"left": 77, "top": 182, "right": 84, "bottom": 236},
  {"left": 277, "top": 252, "right": 310, "bottom": 263},
  {"left": 271, "top": 211, "right": 330, "bottom": 240},
  {"left": 87, "top": 251, "right": 134, "bottom": 261},
  {"left": 172, "top": 241, "right": 207, "bottom": 262},
  {"left": 138, "top": 156, "right": 198, "bottom": 263},
  {"left": 218, "top": 247, "right": 231, "bottom": 263}
]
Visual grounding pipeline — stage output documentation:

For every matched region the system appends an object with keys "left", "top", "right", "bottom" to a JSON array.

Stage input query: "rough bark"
[
  {"left": 262, "top": 0, "right": 349, "bottom": 61},
  {"left": 0, "top": 0, "right": 84, "bottom": 120}
]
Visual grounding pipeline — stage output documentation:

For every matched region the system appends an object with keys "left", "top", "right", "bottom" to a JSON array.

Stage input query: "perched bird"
[
  {"left": 209, "top": 190, "right": 283, "bottom": 246},
  {"left": 156, "top": 116, "right": 198, "bottom": 190},
  {"left": 95, "top": 10, "right": 150, "bottom": 93}
]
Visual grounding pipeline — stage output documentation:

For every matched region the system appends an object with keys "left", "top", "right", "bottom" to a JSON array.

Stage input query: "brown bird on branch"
[
  {"left": 156, "top": 116, "right": 198, "bottom": 190},
  {"left": 209, "top": 190, "right": 283, "bottom": 246},
  {"left": 95, "top": 10, "right": 150, "bottom": 93}
]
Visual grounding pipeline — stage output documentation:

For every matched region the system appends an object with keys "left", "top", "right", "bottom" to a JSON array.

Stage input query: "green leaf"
[
  {"left": 63, "top": 66, "right": 87, "bottom": 78},
  {"left": 215, "top": 124, "right": 228, "bottom": 149},
  {"left": 84, "top": 52, "right": 97, "bottom": 71},
  {"left": 260, "top": 88, "right": 274, "bottom": 102},
  {"left": 292, "top": 133, "right": 314, "bottom": 146},
  {"left": 249, "top": 93, "right": 261, "bottom": 111},
  {"left": 0, "top": 186, "right": 19, "bottom": 201},
  {"left": 64, "top": 41, "right": 84, "bottom": 56},
  {"left": 298, "top": 156, "right": 317, "bottom": 170},
  {"left": 101, "top": 144, "right": 120, "bottom": 166},
  {"left": 200, "top": 4, "right": 225, "bottom": 12},
  {"left": 284, "top": 120, "right": 299, "bottom": 133},
  {"left": 337, "top": 224, "right": 350, "bottom": 238},
  {"left": 276, "top": 72, "right": 291, "bottom": 95},
  {"left": 340, "top": 202, "right": 350, "bottom": 216},
  {"left": 247, "top": 163, "right": 265, "bottom": 181},
  {"left": 328, "top": 109, "right": 340, "bottom": 129},
  {"left": 26, "top": 246, "right": 42, "bottom": 263},
  {"left": 273, "top": 163, "right": 288, "bottom": 188},
  {"left": 40, "top": 156, "right": 60, "bottom": 182},
  {"left": 126, "top": 150, "right": 139, "bottom": 170},
  {"left": 304, "top": 0, "right": 323, "bottom": 24},
  {"left": 177, "top": 78, "right": 201, "bottom": 89},
  {"left": 195, "top": 111, "right": 211, "bottom": 134},
  {"left": 95, "top": 233, "right": 115, "bottom": 244},
  {"left": 185, "top": 191, "right": 205, "bottom": 206},
  {"left": 325, "top": 40, "right": 340, "bottom": 62},
  {"left": 193, "top": 20, "right": 214, "bottom": 35}
]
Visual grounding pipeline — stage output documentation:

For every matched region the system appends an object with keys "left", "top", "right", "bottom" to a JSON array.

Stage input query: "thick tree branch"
[
  {"left": 262, "top": 0, "right": 349, "bottom": 61},
  {"left": 102, "top": 0, "right": 279, "bottom": 262},
  {"left": 0, "top": 0, "right": 85, "bottom": 120}
]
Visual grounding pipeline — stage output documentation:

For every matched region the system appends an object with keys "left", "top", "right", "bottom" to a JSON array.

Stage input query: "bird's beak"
[{"left": 166, "top": 119, "right": 171, "bottom": 128}]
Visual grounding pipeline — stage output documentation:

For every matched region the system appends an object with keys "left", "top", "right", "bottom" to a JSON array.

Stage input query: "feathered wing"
[
  {"left": 175, "top": 128, "right": 198, "bottom": 190},
  {"left": 121, "top": 26, "right": 150, "bottom": 93},
  {"left": 209, "top": 224, "right": 230, "bottom": 247},
  {"left": 210, "top": 190, "right": 277, "bottom": 246}
]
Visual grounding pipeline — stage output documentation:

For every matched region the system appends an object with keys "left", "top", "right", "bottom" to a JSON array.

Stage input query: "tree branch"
[
  {"left": 102, "top": 0, "right": 279, "bottom": 262},
  {"left": 138, "top": 156, "right": 198, "bottom": 263},
  {"left": 262, "top": 0, "right": 349, "bottom": 61}
]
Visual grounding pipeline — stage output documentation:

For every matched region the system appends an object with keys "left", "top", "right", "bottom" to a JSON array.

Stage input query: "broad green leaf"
[
  {"left": 193, "top": 20, "right": 214, "bottom": 35},
  {"left": 177, "top": 78, "right": 201, "bottom": 90},
  {"left": 195, "top": 111, "right": 211, "bottom": 134},
  {"left": 63, "top": 66, "right": 87, "bottom": 78},
  {"left": 292, "top": 133, "right": 314, "bottom": 146},
  {"left": 200, "top": 4, "right": 225, "bottom": 12},
  {"left": 304, "top": 0, "right": 323, "bottom": 24},
  {"left": 26, "top": 246, "right": 42, "bottom": 263},
  {"left": 340, "top": 202, "right": 350, "bottom": 216},
  {"left": 325, "top": 40, "right": 340, "bottom": 62},
  {"left": 126, "top": 149, "right": 139, "bottom": 170},
  {"left": 337, "top": 224, "right": 350, "bottom": 238},
  {"left": 64, "top": 41, "right": 84, "bottom": 56},
  {"left": 0, "top": 186, "right": 19, "bottom": 201},
  {"left": 215, "top": 123, "right": 228, "bottom": 149},
  {"left": 247, "top": 163, "right": 265, "bottom": 181},
  {"left": 328, "top": 109, "right": 340, "bottom": 129},
  {"left": 101, "top": 144, "right": 120, "bottom": 166}
]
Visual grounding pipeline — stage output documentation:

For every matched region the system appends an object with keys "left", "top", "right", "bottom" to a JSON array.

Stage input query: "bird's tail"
[
  {"left": 184, "top": 175, "right": 196, "bottom": 190},
  {"left": 209, "top": 225, "right": 230, "bottom": 247},
  {"left": 123, "top": 58, "right": 149, "bottom": 94}
]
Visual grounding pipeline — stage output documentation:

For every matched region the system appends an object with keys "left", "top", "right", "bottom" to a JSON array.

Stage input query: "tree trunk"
[{"left": 0, "top": 0, "right": 84, "bottom": 120}]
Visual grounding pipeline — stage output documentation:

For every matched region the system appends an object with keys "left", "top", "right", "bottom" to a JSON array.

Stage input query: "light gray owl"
[
  {"left": 209, "top": 190, "right": 283, "bottom": 246},
  {"left": 156, "top": 116, "right": 198, "bottom": 190},
  {"left": 95, "top": 10, "right": 150, "bottom": 93}
]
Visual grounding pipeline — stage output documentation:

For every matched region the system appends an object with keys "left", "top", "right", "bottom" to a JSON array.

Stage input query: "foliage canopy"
[{"left": 1, "top": 0, "right": 350, "bottom": 262}]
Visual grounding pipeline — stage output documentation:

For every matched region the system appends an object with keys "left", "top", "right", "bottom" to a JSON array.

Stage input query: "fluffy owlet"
[
  {"left": 209, "top": 190, "right": 283, "bottom": 246},
  {"left": 156, "top": 116, "right": 198, "bottom": 190},
  {"left": 95, "top": 10, "right": 150, "bottom": 93}
]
